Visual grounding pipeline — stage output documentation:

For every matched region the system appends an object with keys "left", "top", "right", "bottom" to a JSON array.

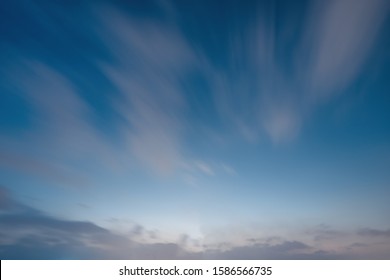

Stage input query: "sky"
[{"left": 0, "top": 0, "right": 390, "bottom": 259}]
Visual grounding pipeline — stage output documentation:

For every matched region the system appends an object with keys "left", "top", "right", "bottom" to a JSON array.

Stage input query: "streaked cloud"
[
  {"left": 304, "top": 0, "right": 389, "bottom": 98},
  {"left": 193, "top": 161, "right": 214, "bottom": 176},
  {"left": 207, "top": 0, "right": 389, "bottom": 143},
  {"left": 97, "top": 8, "right": 195, "bottom": 175},
  {"left": 1, "top": 59, "right": 124, "bottom": 187}
]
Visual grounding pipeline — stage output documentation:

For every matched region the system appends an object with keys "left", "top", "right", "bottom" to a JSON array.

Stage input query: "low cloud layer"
[{"left": 1, "top": 186, "right": 389, "bottom": 260}]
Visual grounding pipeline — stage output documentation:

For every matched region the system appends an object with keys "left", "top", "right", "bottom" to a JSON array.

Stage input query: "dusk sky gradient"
[{"left": 1, "top": 0, "right": 390, "bottom": 259}]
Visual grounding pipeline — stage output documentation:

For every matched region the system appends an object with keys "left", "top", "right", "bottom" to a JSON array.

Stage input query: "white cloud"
[
  {"left": 256, "top": 0, "right": 389, "bottom": 143},
  {"left": 220, "top": 163, "right": 237, "bottom": 176},
  {"left": 1, "top": 59, "right": 125, "bottom": 187},
  {"left": 97, "top": 9, "right": 195, "bottom": 175},
  {"left": 194, "top": 161, "right": 214, "bottom": 176},
  {"left": 303, "top": 0, "right": 389, "bottom": 99}
]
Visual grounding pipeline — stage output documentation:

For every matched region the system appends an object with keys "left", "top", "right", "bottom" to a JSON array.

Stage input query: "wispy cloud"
[
  {"left": 207, "top": 0, "right": 389, "bottom": 143},
  {"left": 97, "top": 7, "right": 196, "bottom": 176},
  {"left": 304, "top": 0, "right": 389, "bottom": 98},
  {"left": 1, "top": 59, "right": 124, "bottom": 187},
  {"left": 262, "top": 0, "right": 389, "bottom": 142},
  {"left": 2, "top": 0, "right": 387, "bottom": 180},
  {"left": 193, "top": 161, "right": 214, "bottom": 176}
]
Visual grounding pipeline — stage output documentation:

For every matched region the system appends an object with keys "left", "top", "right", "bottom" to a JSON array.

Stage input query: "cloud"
[
  {"left": 305, "top": 224, "right": 346, "bottom": 242},
  {"left": 220, "top": 163, "right": 237, "bottom": 176},
  {"left": 0, "top": 186, "right": 150, "bottom": 259},
  {"left": 0, "top": 186, "right": 39, "bottom": 215},
  {"left": 2, "top": 0, "right": 388, "bottom": 177},
  {"left": 358, "top": 228, "right": 390, "bottom": 238},
  {"left": 261, "top": 102, "right": 302, "bottom": 144},
  {"left": 258, "top": 0, "right": 389, "bottom": 142},
  {"left": 0, "top": 187, "right": 118, "bottom": 259},
  {"left": 0, "top": 186, "right": 373, "bottom": 259},
  {"left": 0, "top": 186, "right": 12, "bottom": 210},
  {"left": 1, "top": 0, "right": 389, "bottom": 154},
  {"left": 2, "top": 187, "right": 390, "bottom": 259},
  {"left": 0, "top": 150, "right": 90, "bottom": 188},
  {"left": 194, "top": 161, "right": 214, "bottom": 176},
  {"left": 0, "top": 1, "right": 389, "bottom": 259},
  {"left": 207, "top": 0, "right": 389, "bottom": 143},
  {"left": 1, "top": 59, "right": 127, "bottom": 187},
  {"left": 203, "top": 241, "right": 345, "bottom": 260},
  {"left": 0, "top": 2, "right": 241, "bottom": 180},
  {"left": 97, "top": 7, "right": 197, "bottom": 175},
  {"left": 304, "top": 0, "right": 389, "bottom": 98}
]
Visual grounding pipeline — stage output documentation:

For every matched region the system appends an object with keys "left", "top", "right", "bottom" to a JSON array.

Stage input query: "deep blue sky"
[{"left": 0, "top": 0, "right": 390, "bottom": 259}]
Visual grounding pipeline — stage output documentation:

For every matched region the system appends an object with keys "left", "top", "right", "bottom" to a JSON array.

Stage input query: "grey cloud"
[
  {"left": 0, "top": 186, "right": 40, "bottom": 215},
  {"left": 2, "top": 187, "right": 373, "bottom": 260},
  {"left": 0, "top": 150, "right": 90, "bottom": 188},
  {"left": 305, "top": 224, "right": 345, "bottom": 242},
  {"left": 0, "top": 214, "right": 108, "bottom": 235},
  {"left": 130, "top": 224, "right": 144, "bottom": 236},
  {"left": 0, "top": 186, "right": 194, "bottom": 259},
  {"left": 0, "top": 186, "right": 12, "bottom": 210},
  {"left": 347, "top": 242, "right": 368, "bottom": 249},
  {"left": 358, "top": 228, "right": 390, "bottom": 238},
  {"left": 0, "top": 187, "right": 124, "bottom": 258},
  {"left": 203, "top": 241, "right": 342, "bottom": 260}
]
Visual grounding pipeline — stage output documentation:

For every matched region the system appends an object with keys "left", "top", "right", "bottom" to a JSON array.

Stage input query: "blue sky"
[{"left": 0, "top": 0, "right": 390, "bottom": 259}]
